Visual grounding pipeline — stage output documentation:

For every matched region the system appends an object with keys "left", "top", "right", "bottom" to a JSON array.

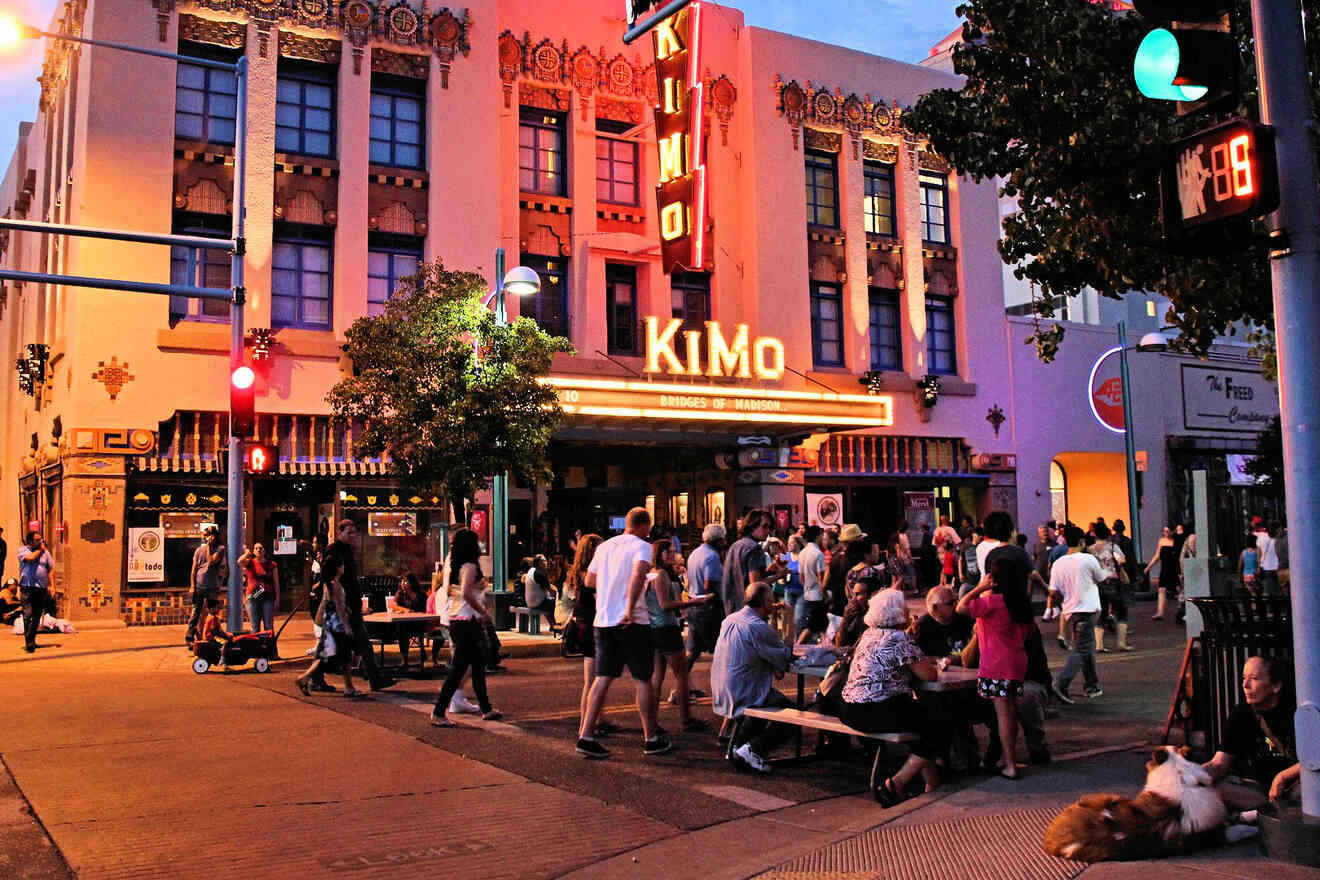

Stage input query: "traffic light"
[
  {"left": 230, "top": 363, "right": 255, "bottom": 438},
  {"left": 245, "top": 443, "right": 278, "bottom": 475},
  {"left": 1132, "top": 1, "right": 1237, "bottom": 117}
]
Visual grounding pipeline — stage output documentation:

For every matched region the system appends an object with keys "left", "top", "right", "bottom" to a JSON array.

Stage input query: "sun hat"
[{"left": 837, "top": 523, "right": 867, "bottom": 543}]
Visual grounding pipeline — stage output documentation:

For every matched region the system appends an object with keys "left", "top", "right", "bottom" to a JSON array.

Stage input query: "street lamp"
[
  {"left": 0, "top": 16, "right": 251, "bottom": 631},
  {"left": 475, "top": 247, "right": 539, "bottom": 597}
]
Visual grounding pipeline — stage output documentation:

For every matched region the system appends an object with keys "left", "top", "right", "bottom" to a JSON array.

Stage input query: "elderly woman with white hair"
[{"left": 840, "top": 587, "right": 948, "bottom": 806}]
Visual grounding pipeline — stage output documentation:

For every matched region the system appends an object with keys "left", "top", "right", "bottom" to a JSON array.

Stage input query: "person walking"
[
  {"left": 296, "top": 563, "right": 361, "bottom": 698},
  {"left": 568, "top": 534, "right": 611, "bottom": 737},
  {"left": 1238, "top": 530, "right": 1261, "bottom": 596},
  {"left": 17, "top": 531, "right": 53, "bottom": 653},
  {"left": 683, "top": 523, "right": 726, "bottom": 671},
  {"left": 576, "top": 506, "right": 670, "bottom": 759},
  {"left": 647, "top": 539, "right": 717, "bottom": 733},
  {"left": 237, "top": 541, "right": 280, "bottom": 635},
  {"left": 1088, "top": 523, "right": 1129, "bottom": 652},
  {"left": 1144, "top": 525, "right": 1178, "bottom": 621},
  {"left": 795, "top": 525, "right": 829, "bottom": 644},
  {"left": 320, "top": 519, "right": 393, "bottom": 692},
  {"left": 185, "top": 524, "right": 226, "bottom": 648},
  {"left": 721, "top": 510, "right": 776, "bottom": 615},
  {"left": 431, "top": 527, "right": 501, "bottom": 726},
  {"left": 1050, "top": 525, "right": 1106, "bottom": 703}
]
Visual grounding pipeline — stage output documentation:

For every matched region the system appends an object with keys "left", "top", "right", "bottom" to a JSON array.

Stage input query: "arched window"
[{"left": 1050, "top": 460, "right": 1067, "bottom": 525}]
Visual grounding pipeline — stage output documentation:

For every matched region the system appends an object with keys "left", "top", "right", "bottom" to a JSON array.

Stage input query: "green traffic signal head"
[{"left": 1134, "top": 28, "right": 1209, "bottom": 101}]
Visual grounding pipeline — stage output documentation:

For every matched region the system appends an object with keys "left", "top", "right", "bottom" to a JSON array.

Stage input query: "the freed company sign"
[{"left": 1180, "top": 364, "right": 1277, "bottom": 432}]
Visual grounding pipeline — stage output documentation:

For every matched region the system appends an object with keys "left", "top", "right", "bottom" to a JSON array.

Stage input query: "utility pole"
[
  {"left": 1250, "top": 0, "right": 1320, "bottom": 820},
  {"left": 1117, "top": 322, "right": 1142, "bottom": 565},
  {"left": 226, "top": 54, "right": 250, "bottom": 632}
]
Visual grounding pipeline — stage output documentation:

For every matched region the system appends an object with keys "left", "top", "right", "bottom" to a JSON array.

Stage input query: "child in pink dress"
[{"left": 957, "top": 550, "right": 1034, "bottom": 779}]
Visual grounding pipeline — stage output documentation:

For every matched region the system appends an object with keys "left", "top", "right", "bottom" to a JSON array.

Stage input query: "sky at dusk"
[{"left": 0, "top": 0, "right": 965, "bottom": 173}]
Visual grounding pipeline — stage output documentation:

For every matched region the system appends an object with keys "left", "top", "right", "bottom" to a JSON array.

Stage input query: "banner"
[
  {"left": 806, "top": 493, "right": 843, "bottom": 529},
  {"left": 127, "top": 527, "right": 165, "bottom": 582}
]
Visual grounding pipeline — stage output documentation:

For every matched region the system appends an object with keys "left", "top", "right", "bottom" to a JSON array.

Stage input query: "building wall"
[{"left": 0, "top": 0, "right": 1012, "bottom": 618}]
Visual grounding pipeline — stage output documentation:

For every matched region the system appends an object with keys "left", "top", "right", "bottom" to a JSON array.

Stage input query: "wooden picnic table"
[{"left": 362, "top": 612, "right": 444, "bottom": 671}]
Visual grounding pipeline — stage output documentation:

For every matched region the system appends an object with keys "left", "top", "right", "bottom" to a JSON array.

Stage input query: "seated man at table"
[
  {"left": 912, "top": 586, "right": 973, "bottom": 662},
  {"left": 712, "top": 582, "right": 796, "bottom": 774},
  {"left": 1203, "top": 655, "right": 1301, "bottom": 811},
  {"left": 910, "top": 586, "right": 985, "bottom": 771}
]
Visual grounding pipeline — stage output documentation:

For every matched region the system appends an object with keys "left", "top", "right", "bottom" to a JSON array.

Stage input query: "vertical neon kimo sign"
[{"left": 651, "top": 1, "right": 706, "bottom": 273}]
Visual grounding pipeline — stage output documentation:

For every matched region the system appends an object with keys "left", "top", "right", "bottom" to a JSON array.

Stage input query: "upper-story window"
[
  {"left": 863, "top": 160, "right": 896, "bottom": 236},
  {"left": 596, "top": 119, "right": 638, "bottom": 206},
  {"left": 919, "top": 172, "right": 949, "bottom": 245},
  {"left": 276, "top": 63, "right": 335, "bottom": 158},
  {"left": 519, "top": 108, "right": 566, "bottom": 196},
  {"left": 367, "top": 234, "right": 422, "bottom": 317},
  {"left": 868, "top": 287, "right": 901, "bottom": 371},
  {"left": 925, "top": 294, "right": 957, "bottom": 375},
  {"left": 519, "top": 253, "right": 569, "bottom": 337},
  {"left": 169, "top": 213, "right": 231, "bottom": 323},
  {"left": 670, "top": 270, "right": 710, "bottom": 336},
  {"left": 272, "top": 225, "right": 333, "bottom": 330},
  {"left": 369, "top": 76, "right": 424, "bottom": 169},
  {"left": 174, "top": 45, "right": 238, "bottom": 146},
  {"left": 606, "top": 263, "right": 639, "bottom": 355},
  {"left": 810, "top": 282, "right": 844, "bottom": 368},
  {"left": 805, "top": 149, "right": 838, "bottom": 227}
]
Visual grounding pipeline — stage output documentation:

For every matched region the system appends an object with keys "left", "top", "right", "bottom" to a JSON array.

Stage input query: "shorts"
[
  {"left": 652, "top": 624, "right": 684, "bottom": 656},
  {"left": 977, "top": 677, "right": 1023, "bottom": 700},
  {"left": 595, "top": 623, "right": 654, "bottom": 681},
  {"left": 685, "top": 602, "right": 723, "bottom": 656},
  {"left": 804, "top": 599, "right": 829, "bottom": 633}
]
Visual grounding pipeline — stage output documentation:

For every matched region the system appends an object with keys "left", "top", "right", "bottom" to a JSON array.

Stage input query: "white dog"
[{"left": 1043, "top": 746, "right": 1253, "bottom": 862}]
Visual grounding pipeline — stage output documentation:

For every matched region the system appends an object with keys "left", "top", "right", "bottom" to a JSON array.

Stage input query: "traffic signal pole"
[
  {"left": 226, "top": 54, "right": 249, "bottom": 632},
  {"left": 1250, "top": 0, "right": 1320, "bottom": 819}
]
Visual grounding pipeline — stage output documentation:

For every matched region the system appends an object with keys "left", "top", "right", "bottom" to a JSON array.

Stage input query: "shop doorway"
[{"left": 251, "top": 478, "right": 336, "bottom": 611}]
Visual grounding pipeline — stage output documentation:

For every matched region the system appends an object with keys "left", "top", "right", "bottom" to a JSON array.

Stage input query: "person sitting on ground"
[
  {"left": 1202, "top": 655, "right": 1300, "bottom": 811},
  {"left": 840, "top": 588, "right": 949, "bottom": 805},
  {"left": 523, "top": 553, "right": 558, "bottom": 634},
  {"left": 711, "top": 582, "right": 796, "bottom": 774},
  {"left": 0, "top": 579, "right": 21, "bottom": 625}
]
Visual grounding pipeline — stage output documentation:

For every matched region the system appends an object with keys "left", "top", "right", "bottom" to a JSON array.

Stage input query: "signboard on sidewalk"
[{"left": 127, "top": 527, "right": 165, "bottom": 582}]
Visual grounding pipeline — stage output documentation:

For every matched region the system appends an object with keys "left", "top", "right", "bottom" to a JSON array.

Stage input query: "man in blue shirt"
[{"left": 18, "top": 530, "right": 53, "bottom": 653}]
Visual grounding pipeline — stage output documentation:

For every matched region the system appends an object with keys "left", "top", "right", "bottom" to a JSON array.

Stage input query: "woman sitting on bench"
[{"left": 840, "top": 587, "right": 949, "bottom": 806}]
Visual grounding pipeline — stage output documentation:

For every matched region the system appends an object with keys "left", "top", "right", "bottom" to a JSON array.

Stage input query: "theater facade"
[{"left": 0, "top": 0, "right": 1015, "bottom": 623}]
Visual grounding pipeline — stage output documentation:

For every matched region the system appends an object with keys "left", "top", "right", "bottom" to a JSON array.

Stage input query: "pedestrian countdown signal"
[{"left": 1159, "top": 118, "right": 1278, "bottom": 242}]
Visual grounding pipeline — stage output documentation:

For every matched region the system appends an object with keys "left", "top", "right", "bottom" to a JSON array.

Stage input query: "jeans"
[
  {"left": 733, "top": 689, "right": 796, "bottom": 758},
  {"left": 246, "top": 596, "right": 275, "bottom": 632},
  {"left": 435, "top": 618, "right": 492, "bottom": 715},
  {"left": 185, "top": 590, "right": 210, "bottom": 643},
  {"left": 1056, "top": 611, "right": 1100, "bottom": 693},
  {"left": 20, "top": 586, "right": 48, "bottom": 649}
]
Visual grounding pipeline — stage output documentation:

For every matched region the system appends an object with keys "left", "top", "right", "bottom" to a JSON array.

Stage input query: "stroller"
[{"left": 191, "top": 596, "right": 307, "bottom": 674}]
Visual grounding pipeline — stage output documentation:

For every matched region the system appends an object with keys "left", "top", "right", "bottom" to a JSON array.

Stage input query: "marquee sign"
[
  {"left": 644, "top": 317, "right": 785, "bottom": 380},
  {"left": 650, "top": 2, "right": 707, "bottom": 273}
]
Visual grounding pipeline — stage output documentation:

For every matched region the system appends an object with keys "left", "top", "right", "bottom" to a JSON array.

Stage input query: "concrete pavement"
[{"left": 1, "top": 607, "right": 1312, "bottom": 879}]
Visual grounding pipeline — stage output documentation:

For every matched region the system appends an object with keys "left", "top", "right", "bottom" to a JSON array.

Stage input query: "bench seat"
[{"left": 739, "top": 707, "right": 919, "bottom": 744}]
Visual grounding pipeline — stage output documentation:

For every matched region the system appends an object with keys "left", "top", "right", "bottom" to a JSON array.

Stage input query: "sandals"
[
  {"left": 430, "top": 711, "right": 454, "bottom": 727},
  {"left": 1000, "top": 767, "right": 1021, "bottom": 781},
  {"left": 873, "top": 777, "right": 909, "bottom": 808}
]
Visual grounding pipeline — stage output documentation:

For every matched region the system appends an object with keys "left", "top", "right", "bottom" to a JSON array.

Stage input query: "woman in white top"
[{"left": 431, "top": 528, "right": 502, "bottom": 726}]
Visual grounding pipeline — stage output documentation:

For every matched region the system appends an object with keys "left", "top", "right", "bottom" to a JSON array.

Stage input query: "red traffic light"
[
  {"left": 230, "top": 362, "right": 256, "bottom": 437},
  {"left": 245, "top": 443, "right": 278, "bottom": 474}
]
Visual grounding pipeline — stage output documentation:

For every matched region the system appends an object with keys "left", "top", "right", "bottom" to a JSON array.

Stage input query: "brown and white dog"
[{"left": 1043, "top": 746, "right": 1247, "bottom": 862}]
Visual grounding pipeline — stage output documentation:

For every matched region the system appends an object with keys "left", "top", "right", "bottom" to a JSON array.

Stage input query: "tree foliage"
[
  {"left": 327, "top": 259, "right": 574, "bottom": 520},
  {"left": 906, "top": 0, "right": 1320, "bottom": 360},
  {"left": 1243, "top": 414, "right": 1284, "bottom": 495}
]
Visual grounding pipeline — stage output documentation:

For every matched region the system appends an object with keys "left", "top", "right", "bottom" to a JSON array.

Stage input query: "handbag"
[
  {"left": 249, "top": 585, "right": 267, "bottom": 604},
  {"left": 817, "top": 657, "right": 850, "bottom": 703}
]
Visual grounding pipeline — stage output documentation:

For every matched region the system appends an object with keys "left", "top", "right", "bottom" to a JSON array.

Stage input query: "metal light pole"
[
  {"left": 1117, "top": 322, "right": 1142, "bottom": 565},
  {"left": 0, "top": 22, "right": 249, "bottom": 630},
  {"left": 473, "top": 247, "right": 540, "bottom": 596},
  {"left": 1250, "top": 0, "right": 1320, "bottom": 820}
]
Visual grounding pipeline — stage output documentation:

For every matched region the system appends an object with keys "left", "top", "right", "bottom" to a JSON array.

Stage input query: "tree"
[
  {"left": 905, "top": 0, "right": 1320, "bottom": 360},
  {"left": 1243, "top": 415, "right": 1284, "bottom": 496},
  {"left": 327, "top": 259, "right": 574, "bottom": 522}
]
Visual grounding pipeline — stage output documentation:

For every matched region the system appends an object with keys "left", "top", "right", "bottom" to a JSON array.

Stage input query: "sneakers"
[
  {"left": 1084, "top": 686, "right": 1104, "bottom": 699},
  {"left": 576, "top": 738, "right": 612, "bottom": 759},
  {"left": 732, "top": 743, "right": 771, "bottom": 774},
  {"left": 1051, "top": 682, "right": 1075, "bottom": 705},
  {"left": 1056, "top": 636, "right": 1069, "bottom": 651},
  {"left": 643, "top": 735, "right": 673, "bottom": 756},
  {"left": 449, "top": 692, "right": 481, "bottom": 715},
  {"left": 481, "top": 709, "right": 503, "bottom": 721}
]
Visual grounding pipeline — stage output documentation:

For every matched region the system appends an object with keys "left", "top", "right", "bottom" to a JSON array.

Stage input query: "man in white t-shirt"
[
  {"left": 576, "top": 507, "right": 669, "bottom": 759},
  {"left": 795, "top": 525, "right": 829, "bottom": 643},
  {"left": 933, "top": 514, "right": 961, "bottom": 549},
  {"left": 1253, "top": 519, "right": 1281, "bottom": 597},
  {"left": 975, "top": 511, "right": 1013, "bottom": 582},
  {"left": 1049, "top": 524, "right": 1106, "bottom": 703}
]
